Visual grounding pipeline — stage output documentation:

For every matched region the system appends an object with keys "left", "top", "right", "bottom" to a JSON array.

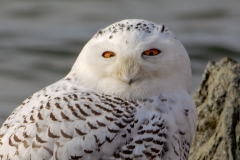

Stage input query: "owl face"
[{"left": 71, "top": 19, "right": 192, "bottom": 99}]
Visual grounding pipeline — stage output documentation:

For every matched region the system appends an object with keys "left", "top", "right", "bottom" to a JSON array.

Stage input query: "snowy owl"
[{"left": 0, "top": 19, "right": 197, "bottom": 160}]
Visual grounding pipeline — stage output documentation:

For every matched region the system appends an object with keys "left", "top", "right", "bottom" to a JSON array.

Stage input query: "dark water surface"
[{"left": 1, "top": 0, "right": 240, "bottom": 125}]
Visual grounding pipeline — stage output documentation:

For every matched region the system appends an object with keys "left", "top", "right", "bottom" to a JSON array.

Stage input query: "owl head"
[{"left": 69, "top": 19, "right": 192, "bottom": 99}]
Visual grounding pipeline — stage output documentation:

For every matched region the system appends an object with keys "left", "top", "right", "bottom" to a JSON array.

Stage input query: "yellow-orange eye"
[
  {"left": 142, "top": 49, "right": 160, "bottom": 56},
  {"left": 102, "top": 51, "right": 116, "bottom": 58}
]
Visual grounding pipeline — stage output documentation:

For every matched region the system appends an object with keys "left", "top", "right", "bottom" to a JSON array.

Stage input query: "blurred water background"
[{"left": 1, "top": 0, "right": 240, "bottom": 125}]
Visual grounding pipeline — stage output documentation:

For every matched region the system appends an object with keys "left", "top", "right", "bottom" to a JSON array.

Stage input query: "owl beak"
[
  {"left": 118, "top": 59, "right": 141, "bottom": 85},
  {"left": 128, "top": 79, "right": 133, "bottom": 85}
]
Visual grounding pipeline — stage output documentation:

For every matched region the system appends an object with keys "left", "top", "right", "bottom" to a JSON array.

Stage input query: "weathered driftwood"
[{"left": 189, "top": 57, "right": 240, "bottom": 160}]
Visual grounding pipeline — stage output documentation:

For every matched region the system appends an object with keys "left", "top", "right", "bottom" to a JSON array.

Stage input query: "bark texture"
[{"left": 189, "top": 57, "right": 240, "bottom": 160}]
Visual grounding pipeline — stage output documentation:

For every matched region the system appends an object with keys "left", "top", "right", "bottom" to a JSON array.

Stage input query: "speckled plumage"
[{"left": 0, "top": 19, "right": 197, "bottom": 160}]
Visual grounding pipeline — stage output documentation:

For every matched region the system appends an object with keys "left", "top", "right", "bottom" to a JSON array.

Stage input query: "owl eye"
[
  {"left": 142, "top": 49, "right": 161, "bottom": 56},
  {"left": 102, "top": 51, "right": 116, "bottom": 58}
]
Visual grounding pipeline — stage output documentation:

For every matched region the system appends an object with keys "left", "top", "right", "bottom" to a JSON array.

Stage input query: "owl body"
[{"left": 0, "top": 19, "right": 197, "bottom": 160}]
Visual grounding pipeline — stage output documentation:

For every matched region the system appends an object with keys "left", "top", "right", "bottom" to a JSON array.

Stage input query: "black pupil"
[{"left": 149, "top": 52, "right": 154, "bottom": 55}]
